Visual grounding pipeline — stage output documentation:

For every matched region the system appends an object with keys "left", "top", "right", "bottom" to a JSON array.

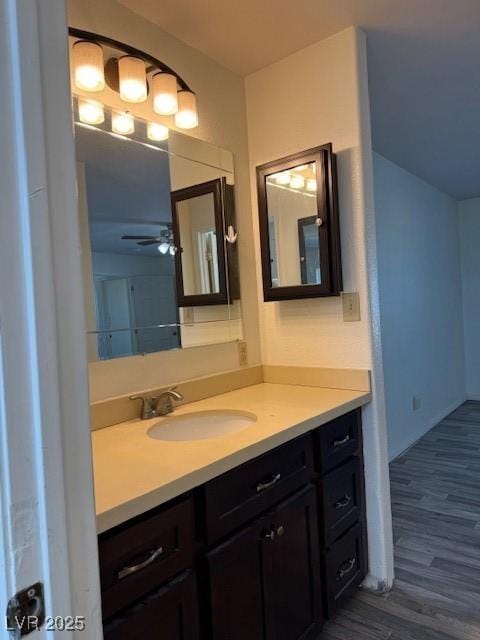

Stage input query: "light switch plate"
[
  {"left": 342, "top": 292, "right": 361, "bottom": 322},
  {"left": 238, "top": 341, "right": 248, "bottom": 366}
]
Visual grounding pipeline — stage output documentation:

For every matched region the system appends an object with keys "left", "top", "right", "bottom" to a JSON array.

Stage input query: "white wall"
[
  {"left": 68, "top": 0, "right": 261, "bottom": 401},
  {"left": 246, "top": 27, "right": 393, "bottom": 591},
  {"left": 374, "top": 153, "right": 466, "bottom": 460},
  {"left": 459, "top": 197, "right": 480, "bottom": 399}
]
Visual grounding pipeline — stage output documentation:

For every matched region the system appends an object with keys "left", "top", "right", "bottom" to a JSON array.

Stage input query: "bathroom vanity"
[{"left": 94, "top": 386, "right": 368, "bottom": 640}]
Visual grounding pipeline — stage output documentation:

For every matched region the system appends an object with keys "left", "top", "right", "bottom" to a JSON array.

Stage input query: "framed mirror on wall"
[
  {"left": 256, "top": 144, "right": 342, "bottom": 301},
  {"left": 74, "top": 103, "right": 242, "bottom": 361}
]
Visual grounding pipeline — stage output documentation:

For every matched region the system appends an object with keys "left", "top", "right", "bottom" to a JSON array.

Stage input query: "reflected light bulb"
[
  {"left": 290, "top": 175, "right": 305, "bottom": 189},
  {"left": 306, "top": 179, "right": 317, "bottom": 192},
  {"left": 78, "top": 99, "right": 104, "bottom": 125},
  {"left": 169, "top": 245, "right": 176, "bottom": 256},
  {"left": 274, "top": 172, "right": 291, "bottom": 185},
  {"left": 112, "top": 111, "right": 134, "bottom": 135},
  {"left": 158, "top": 242, "right": 170, "bottom": 255},
  {"left": 147, "top": 122, "right": 169, "bottom": 141}
]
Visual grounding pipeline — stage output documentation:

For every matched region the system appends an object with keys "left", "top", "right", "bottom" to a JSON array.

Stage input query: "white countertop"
[{"left": 92, "top": 383, "right": 371, "bottom": 533}]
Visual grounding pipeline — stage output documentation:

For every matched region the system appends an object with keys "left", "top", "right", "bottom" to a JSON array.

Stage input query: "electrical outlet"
[
  {"left": 342, "top": 292, "right": 361, "bottom": 322},
  {"left": 238, "top": 341, "right": 248, "bottom": 366},
  {"left": 412, "top": 396, "right": 422, "bottom": 411}
]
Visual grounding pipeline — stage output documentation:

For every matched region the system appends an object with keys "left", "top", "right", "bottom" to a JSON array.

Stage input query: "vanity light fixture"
[
  {"left": 158, "top": 242, "right": 170, "bottom": 255},
  {"left": 306, "top": 178, "right": 317, "bottom": 192},
  {"left": 69, "top": 28, "right": 199, "bottom": 129},
  {"left": 112, "top": 110, "right": 134, "bottom": 135},
  {"left": 78, "top": 98, "right": 105, "bottom": 124},
  {"left": 118, "top": 56, "right": 147, "bottom": 103},
  {"left": 153, "top": 72, "right": 178, "bottom": 115},
  {"left": 175, "top": 91, "right": 199, "bottom": 129},
  {"left": 290, "top": 175, "right": 305, "bottom": 189},
  {"left": 72, "top": 40, "right": 105, "bottom": 92},
  {"left": 147, "top": 122, "right": 169, "bottom": 141}
]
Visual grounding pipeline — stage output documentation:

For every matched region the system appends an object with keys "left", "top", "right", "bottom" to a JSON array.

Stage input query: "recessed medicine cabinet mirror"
[
  {"left": 74, "top": 103, "right": 242, "bottom": 361},
  {"left": 256, "top": 144, "right": 342, "bottom": 301}
]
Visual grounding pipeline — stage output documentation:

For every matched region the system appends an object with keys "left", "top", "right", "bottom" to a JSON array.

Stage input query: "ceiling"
[{"left": 119, "top": 0, "right": 480, "bottom": 199}]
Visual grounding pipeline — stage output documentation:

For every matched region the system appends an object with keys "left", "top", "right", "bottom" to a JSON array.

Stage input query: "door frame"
[{"left": 0, "top": 0, "right": 102, "bottom": 636}]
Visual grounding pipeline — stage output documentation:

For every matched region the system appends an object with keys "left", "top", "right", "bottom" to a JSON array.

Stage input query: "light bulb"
[
  {"left": 118, "top": 56, "right": 147, "bottom": 103},
  {"left": 274, "top": 172, "right": 291, "bottom": 186},
  {"left": 147, "top": 122, "right": 169, "bottom": 141},
  {"left": 112, "top": 111, "right": 134, "bottom": 135},
  {"left": 306, "top": 179, "right": 317, "bottom": 192},
  {"left": 78, "top": 98, "right": 104, "bottom": 125},
  {"left": 290, "top": 175, "right": 305, "bottom": 189},
  {"left": 174, "top": 91, "right": 198, "bottom": 129},
  {"left": 158, "top": 242, "right": 170, "bottom": 255},
  {"left": 153, "top": 73, "right": 178, "bottom": 115},
  {"left": 72, "top": 41, "right": 105, "bottom": 92}
]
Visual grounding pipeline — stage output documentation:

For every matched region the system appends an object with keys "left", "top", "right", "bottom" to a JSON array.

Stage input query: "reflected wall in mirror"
[
  {"left": 74, "top": 105, "right": 242, "bottom": 361},
  {"left": 257, "top": 144, "right": 342, "bottom": 301}
]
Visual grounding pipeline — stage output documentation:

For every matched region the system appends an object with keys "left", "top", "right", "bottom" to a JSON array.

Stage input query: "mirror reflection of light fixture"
[
  {"left": 306, "top": 178, "right": 317, "bottom": 192},
  {"left": 118, "top": 56, "right": 147, "bottom": 103},
  {"left": 169, "top": 245, "right": 176, "bottom": 256},
  {"left": 147, "top": 122, "right": 169, "bottom": 141},
  {"left": 158, "top": 242, "right": 170, "bottom": 255},
  {"left": 72, "top": 41, "right": 105, "bottom": 92},
  {"left": 274, "top": 172, "right": 291, "bottom": 185},
  {"left": 175, "top": 91, "right": 199, "bottom": 129},
  {"left": 112, "top": 111, "right": 134, "bottom": 135},
  {"left": 78, "top": 98, "right": 105, "bottom": 124},
  {"left": 153, "top": 72, "right": 178, "bottom": 115},
  {"left": 290, "top": 175, "right": 305, "bottom": 189}
]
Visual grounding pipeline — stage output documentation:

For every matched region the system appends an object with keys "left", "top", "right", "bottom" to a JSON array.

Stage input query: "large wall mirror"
[
  {"left": 75, "top": 105, "right": 242, "bottom": 361},
  {"left": 256, "top": 144, "right": 342, "bottom": 301}
]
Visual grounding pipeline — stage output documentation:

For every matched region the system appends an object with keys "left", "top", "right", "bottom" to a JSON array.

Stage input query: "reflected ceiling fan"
[{"left": 121, "top": 226, "right": 176, "bottom": 255}]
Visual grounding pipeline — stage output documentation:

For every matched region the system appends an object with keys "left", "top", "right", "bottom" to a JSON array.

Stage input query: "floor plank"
[{"left": 320, "top": 401, "right": 480, "bottom": 639}]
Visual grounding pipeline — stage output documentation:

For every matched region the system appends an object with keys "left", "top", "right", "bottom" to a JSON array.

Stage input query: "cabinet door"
[
  {"left": 264, "top": 485, "right": 323, "bottom": 640},
  {"left": 206, "top": 517, "right": 269, "bottom": 640},
  {"left": 103, "top": 571, "right": 198, "bottom": 640}
]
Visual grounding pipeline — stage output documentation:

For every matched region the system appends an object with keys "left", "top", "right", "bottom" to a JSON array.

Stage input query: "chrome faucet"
[{"left": 131, "top": 386, "right": 184, "bottom": 420}]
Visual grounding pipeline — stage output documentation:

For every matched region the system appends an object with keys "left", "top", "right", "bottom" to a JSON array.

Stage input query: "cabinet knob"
[{"left": 276, "top": 525, "right": 285, "bottom": 537}]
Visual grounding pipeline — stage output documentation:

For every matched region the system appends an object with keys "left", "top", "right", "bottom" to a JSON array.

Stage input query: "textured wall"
[
  {"left": 245, "top": 28, "right": 393, "bottom": 590},
  {"left": 374, "top": 153, "right": 466, "bottom": 460},
  {"left": 459, "top": 198, "right": 480, "bottom": 399},
  {"left": 68, "top": 0, "right": 261, "bottom": 401}
]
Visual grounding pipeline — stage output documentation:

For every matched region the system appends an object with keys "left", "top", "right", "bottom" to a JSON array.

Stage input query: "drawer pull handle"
[
  {"left": 335, "top": 495, "right": 352, "bottom": 509},
  {"left": 333, "top": 434, "right": 350, "bottom": 448},
  {"left": 256, "top": 473, "right": 281, "bottom": 493},
  {"left": 337, "top": 557, "right": 356, "bottom": 580},
  {"left": 118, "top": 546, "right": 164, "bottom": 580}
]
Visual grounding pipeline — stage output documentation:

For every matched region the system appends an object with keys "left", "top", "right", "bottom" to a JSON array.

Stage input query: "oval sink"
[{"left": 147, "top": 410, "right": 257, "bottom": 442}]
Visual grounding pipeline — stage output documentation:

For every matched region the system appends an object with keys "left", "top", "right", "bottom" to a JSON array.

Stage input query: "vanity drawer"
[
  {"left": 318, "top": 457, "right": 364, "bottom": 546},
  {"left": 99, "top": 497, "right": 194, "bottom": 620},
  {"left": 323, "top": 522, "right": 367, "bottom": 617},
  {"left": 313, "top": 409, "right": 361, "bottom": 473},
  {"left": 201, "top": 434, "right": 314, "bottom": 543},
  {"left": 103, "top": 570, "right": 199, "bottom": 640}
]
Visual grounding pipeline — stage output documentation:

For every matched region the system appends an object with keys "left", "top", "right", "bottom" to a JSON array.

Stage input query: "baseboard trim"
[{"left": 390, "top": 395, "right": 467, "bottom": 462}]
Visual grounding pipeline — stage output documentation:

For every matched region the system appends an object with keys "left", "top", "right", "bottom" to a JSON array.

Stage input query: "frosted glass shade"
[
  {"left": 290, "top": 175, "right": 305, "bottom": 189},
  {"left": 118, "top": 56, "right": 147, "bottom": 103},
  {"left": 72, "top": 41, "right": 105, "bottom": 92},
  {"left": 153, "top": 73, "right": 178, "bottom": 115},
  {"left": 147, "top": 122, "right": 169, "bottom": 141},
  {"left": 306, "top": 179, "right": 317, "bottom": 192},
  {"left": 112, "top": 111, "right": 134, "bottom": 135},
  {"left": 78, "top": 99, "right": 104, "bottom": 125},
  {"left": 174, "top": 91, "right": 199, "bottom": 129}
]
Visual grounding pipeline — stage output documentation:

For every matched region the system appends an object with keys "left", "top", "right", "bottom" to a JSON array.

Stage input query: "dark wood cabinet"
[
  {"left": 98, "top": 409, "right": 368, "bottom": 638},
  {"left": 103, "top": 570, "right": 199, "bottom": 640},
  {"left": 206, "top": 485, "right": 322, "bottom": 640}
]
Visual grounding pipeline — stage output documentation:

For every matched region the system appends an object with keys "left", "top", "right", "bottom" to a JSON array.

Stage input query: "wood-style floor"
[{"left": 321, "top": 400, "right": 480, "bottom": 639}]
